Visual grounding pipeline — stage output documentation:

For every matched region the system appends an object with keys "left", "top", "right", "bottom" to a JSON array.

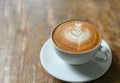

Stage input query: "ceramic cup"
[{"left": 51, "top": 21, "right": 108, "bottom": 65}]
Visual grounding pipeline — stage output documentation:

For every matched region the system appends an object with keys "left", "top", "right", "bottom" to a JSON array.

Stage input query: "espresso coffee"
[{"left": 52, "top": 20, "right": 101, "bottom": 53}]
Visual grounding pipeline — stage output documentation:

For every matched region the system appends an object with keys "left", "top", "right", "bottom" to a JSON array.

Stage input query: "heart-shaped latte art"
[{"left": 64, "top": 23, "right": 90, "bottom": 45}]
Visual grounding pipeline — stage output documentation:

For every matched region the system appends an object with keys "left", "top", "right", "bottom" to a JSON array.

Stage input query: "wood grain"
[{"left": 0, "top": 0, "right": 120, "bottom": 83}]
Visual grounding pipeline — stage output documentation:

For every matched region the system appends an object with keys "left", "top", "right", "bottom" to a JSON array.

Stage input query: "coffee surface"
[{"left": 52, "top": 20, "right": 101, "bottom": 53}]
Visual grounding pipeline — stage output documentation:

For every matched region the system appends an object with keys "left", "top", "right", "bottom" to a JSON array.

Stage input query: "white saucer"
[{"left": 40, "top": 39, "right": 112, "bottom": 82}]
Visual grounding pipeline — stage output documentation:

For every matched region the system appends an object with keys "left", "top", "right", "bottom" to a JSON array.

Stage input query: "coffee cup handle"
[{"left": 94, "top": 46, "right": 109, "bottom": 62}]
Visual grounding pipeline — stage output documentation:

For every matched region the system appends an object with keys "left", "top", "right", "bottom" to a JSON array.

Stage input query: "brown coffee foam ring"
[{"left": 52, "top": 20, "right": 101, "bottom": 53}]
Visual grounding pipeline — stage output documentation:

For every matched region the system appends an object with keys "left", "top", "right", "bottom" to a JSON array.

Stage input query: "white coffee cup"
[{"left": 51, "top": 21, "right": 108, "bottom": 65}]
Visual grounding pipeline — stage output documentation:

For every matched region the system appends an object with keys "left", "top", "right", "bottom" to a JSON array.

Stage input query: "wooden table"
[{"left": 0, "top": 0, "right": 120, "bottom": 83}]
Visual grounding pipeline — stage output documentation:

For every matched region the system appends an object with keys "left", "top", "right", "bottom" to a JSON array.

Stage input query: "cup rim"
[{"left": 51, "top": 20, "right": 102, "bottom": 54}]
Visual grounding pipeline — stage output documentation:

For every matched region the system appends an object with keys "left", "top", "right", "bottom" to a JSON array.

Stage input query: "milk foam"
[
  {"left": 52, "top": 20, "right": 100, "bottom": 53},
  {"left": 64, "top": 23, "right": 90, "bottom": 45}
]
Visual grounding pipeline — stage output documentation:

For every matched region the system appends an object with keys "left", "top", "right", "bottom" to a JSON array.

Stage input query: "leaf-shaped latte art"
[{"left": 64, "top": 23, "right": 90, "bottom": 45}]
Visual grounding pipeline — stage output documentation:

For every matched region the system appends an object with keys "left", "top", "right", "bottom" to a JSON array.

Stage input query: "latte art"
[
  {"left": 52, "top": 20, "right": 101, "bottom": 53},
  {"left": 64, "top": 23, "right": 90, "bottom": 45}
]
